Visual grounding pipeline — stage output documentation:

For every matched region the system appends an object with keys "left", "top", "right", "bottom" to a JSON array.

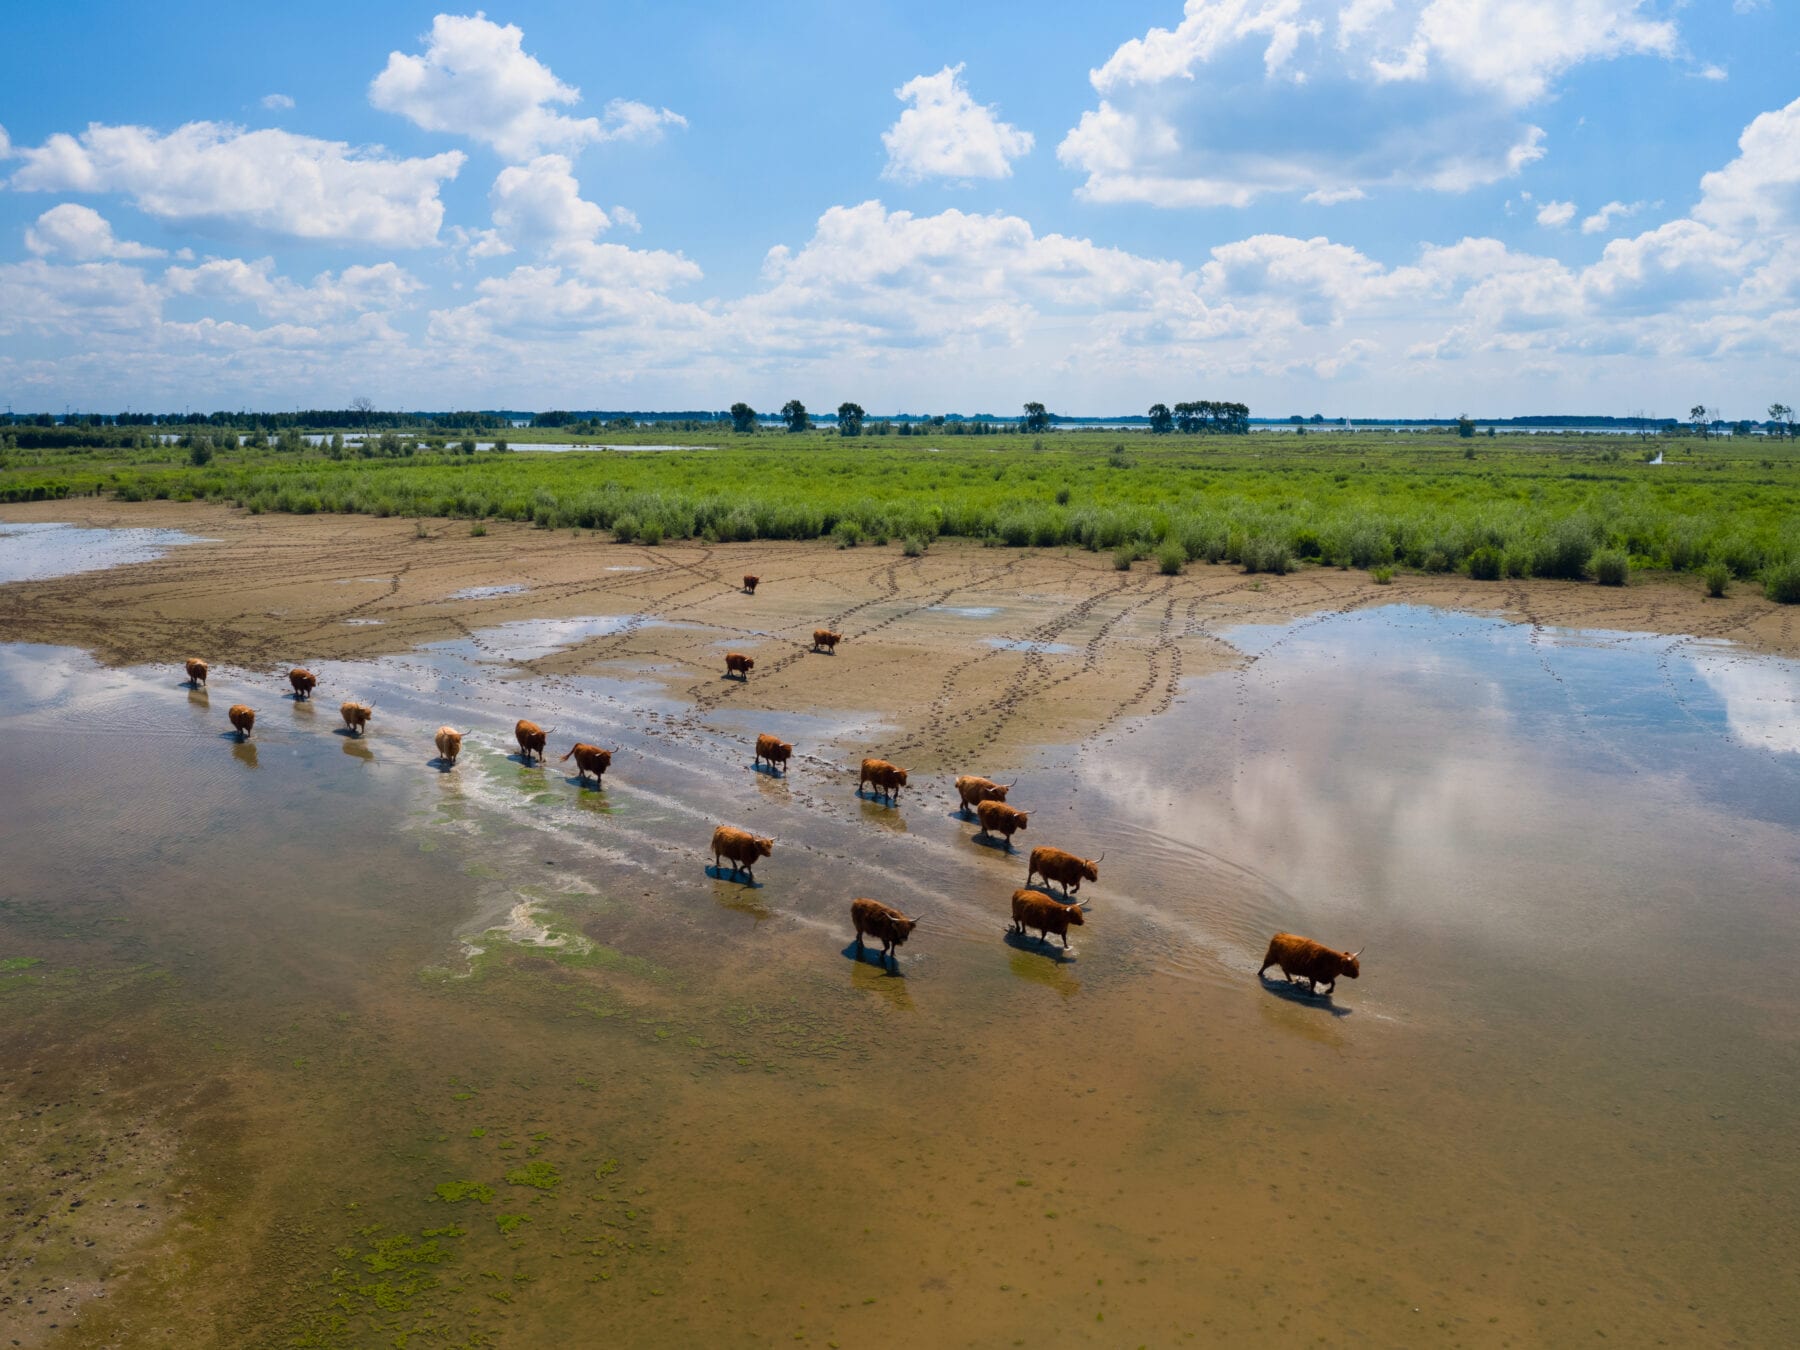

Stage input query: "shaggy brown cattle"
[
  {"left": 725, "top": 652, "right": 755, "bottom": 678},
  {"left": 955, "top": 775, "right": 1013, "bottom": 815},
  {"left": 515, "top": 719, "right": 549, "bottom": 763},
  {"left": 754, "top": 733, "right": 793, "bottom": 774},
  {"left": 743, "top": 574, "right": 760, "bottom": 594},
  {"left": 228, "top": 704, "right": 256, "bottom": 739},
  {"left": 711, "top": 825, "right": 773, "bottom": 881},
  {"left": 1258, "top": 933, "right": 1362, "bottom": 996},
  {"left": 340, "top": 701, "right": 372, "bottom": 735},
  {"left": 1010, "top": 889, "right": 1087, "bottom": 949},
  {"left": 434, "top": 727, "right": 466, "bottom": 765},
  {"left": 851, "top": 898, "right": 921, "bottom": 961},
  {"left": 858, "top": 758, "right": 909, "bottom": 804},
  {"left": 184, "top": 658, "right": 209, "bottom": 688},
  {"left": 1027, "top": 846, "right": 1102, "bottom": 898},
  {"left": 975, "top": 799, "right": 1030, "bottom": 845},
  {"left": 812, "top": 629, "right": 842, "bottom": 653},
  {"left": 561, "top": 742, "right": 613, "bottom": 784},
  {"left": 288, "top": 667, "right": 318, "bottom": 700}
]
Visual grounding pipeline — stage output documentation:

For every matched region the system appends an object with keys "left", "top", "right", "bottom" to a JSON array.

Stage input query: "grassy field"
[{"left": 4, "top": 427, "right": 1799, "bottom": 597}]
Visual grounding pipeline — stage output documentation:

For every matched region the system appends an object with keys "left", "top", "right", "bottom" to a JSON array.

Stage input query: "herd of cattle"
[{"left": 178, "top": 625, "right": 1363, "bottom": 997}]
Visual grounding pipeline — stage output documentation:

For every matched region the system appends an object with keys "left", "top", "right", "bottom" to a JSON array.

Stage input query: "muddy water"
[{"left": 2, "top": 599, "right": 1797, "bottom": 1347}]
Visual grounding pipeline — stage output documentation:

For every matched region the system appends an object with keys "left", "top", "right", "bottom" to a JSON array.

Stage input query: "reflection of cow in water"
[
  {"left": 725, "top": 652, "right": 755, "bottom": 679},
  {"left": 1010, "top": 889, "right": 1087, "bottom": 949},
  {"left": 711, "top": 825, "right": 773, "bottom": 881},
  {"left": 851, "top": 898, "right": 920, "bottom": 961},
  {"left": 858, "top": 759, "right": 908, "bottom": 804},
  {"left": 1258, "top": 933, "right": 1362, "bottom": 996}
]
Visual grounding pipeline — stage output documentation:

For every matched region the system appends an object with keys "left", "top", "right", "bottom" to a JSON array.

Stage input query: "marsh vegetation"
[{"left": 5, "top": 428, "right": 1799, "bottom": 595}]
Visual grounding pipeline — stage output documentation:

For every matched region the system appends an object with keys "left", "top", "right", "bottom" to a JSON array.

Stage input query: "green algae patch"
[
  {"left": 434, "top": 1180, "right": 495, "bottom": 1204},
  {"left": 0, "top": 955, "right": 42, "bottom": 970},
  {"left": 505, "top": 1161, "right": 561, "bottom": 1191},
  {"left": 496, "top": 1213, "right": 531, "bottom": 1235}
]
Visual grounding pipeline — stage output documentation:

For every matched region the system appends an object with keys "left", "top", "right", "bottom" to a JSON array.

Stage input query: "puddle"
[
  {"left": 0, "top": 603, "right": 1796, "bottom": 1345},
  {"left": 984, "top": 637, "right": 1077, "bottom": 655},
  {"left": 343, "top": 618, "right": 384, "bottom": 626},
  {"left": 421, "top": 613, "right": 658, "bottom": 664},
  {"left": 445, "top": 583, "right": 529, "bottom": 601},
  {"left": 929, "top": 605, "right": 1000, "bottom": 618},
  {"left": 0, "top": 521, "right": 211, "bottom": 583}
]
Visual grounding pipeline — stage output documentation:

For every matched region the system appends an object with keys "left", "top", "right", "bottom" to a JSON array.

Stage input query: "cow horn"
[
  {"left": 1094, "top": 853, "right": 1106, "bottom": 864},
  {"left": 1351, "top": 946, "right": 1364, "bottom": 959}
]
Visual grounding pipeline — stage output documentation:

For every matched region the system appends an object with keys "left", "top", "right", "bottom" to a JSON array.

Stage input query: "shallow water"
[
  {"left": 0, "top": 521, "right": 209, "bottom": 583},
  {"left": 1, "top": 601, "right": 1796, "bottom": 1346}
]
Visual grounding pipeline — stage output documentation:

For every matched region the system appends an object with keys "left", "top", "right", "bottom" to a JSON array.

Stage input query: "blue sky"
[{"left": 1, "top": 1, "right": 1796, "bottom": 417}]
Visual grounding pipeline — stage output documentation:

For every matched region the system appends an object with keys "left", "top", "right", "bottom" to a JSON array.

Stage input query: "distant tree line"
[{"left": 1145, "top": 401, "right": 1251, "bottom": 434}]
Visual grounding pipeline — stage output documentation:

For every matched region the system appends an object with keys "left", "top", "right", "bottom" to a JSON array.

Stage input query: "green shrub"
[
  {"left": 1532, "top": 518, "right": 1597, "bottom": 579},
  {"left": 1240, "top": 536, "right": 1291, "bottom": 575},
  {"left": 1592, "top": 549, "right": 1629, "bottom": 586},
  {"left": 469, "top": 521, "right": 487, "bottom": 537},
  {"left": 1467, "top": 546, "right": 1503, "bottom": 580},
  {"left": 1701, "top": 561, "right": 1730, "bottom": 598},
  {"left": 1423, "top": 549, "right": 1451, "bottom": 574},
  {"left": 638, "top": 519, "right": 664, "bottom": 546},
  {"left": 1765, "top": 559, "right": 1800, "bottom": 604},
  {"left": 1156, "top": 541, "right": 1185, "bottom": 575},
  {"left": 1371, "top": 565, "right": 1394, "bottom": 585},
  {"left": 832, "top": 520, "right": 862, "bottom": 548},
  {"left": 902, "top": 535, "right": 926, "bottom": 557},
  {"left": 1112, "top": 544, "right": 1137, "bottom": 571}
]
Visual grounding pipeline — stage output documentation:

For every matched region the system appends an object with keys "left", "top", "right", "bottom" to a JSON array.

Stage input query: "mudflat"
[{"left": 4, "top": 500, "right": 1794, "bottom": 772}]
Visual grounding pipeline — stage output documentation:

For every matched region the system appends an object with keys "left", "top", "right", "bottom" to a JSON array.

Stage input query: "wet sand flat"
[
  {"left": 1, "top": 505, "right": 1798, "bottom": 1347},
  {"left": 3, "top": 500, "right": 1797, "bottom": 775}
]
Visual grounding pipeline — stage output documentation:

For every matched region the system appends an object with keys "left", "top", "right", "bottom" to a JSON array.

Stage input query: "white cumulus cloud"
[
  {"left": 370, "top": 12, "right": 684, "bottom": 161},
  {"left": 1581, "top": 199, "right": 1645, "bottom": 234},
  {"left": 1536, "top": 199, "right": 1577, "bottom": 228},
  {"left": 881, "top": 64, "right": 1034, "bottom": 183},
  {"left": 261, "top": 93, "right": 295, "bottom": 111},
  {"left": 25, "top": 204, "right": 165, "bottom": 260},
  {"left": 1059, "top": 0, "right": 1682, "bottom": 207},
  {"left": 6, "top": 122, "right": 464, "bottom": 247}
]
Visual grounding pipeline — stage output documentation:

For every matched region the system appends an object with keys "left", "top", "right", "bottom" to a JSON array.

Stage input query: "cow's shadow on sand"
[
  {"left": 1258, "top": 973, "right": 1353, "bottom": 1018},
  {"left": 1002, "top": 928, "right": 1078, "bottom": 963},
  {"left": 562, "top": 774, "right": 605, "bottom": 792},
  {"left": 841, "top": 942, "right": 906, "bottom": 977},
  {"left": 704, "top": 865, "right": 763, "bottom": 889},
  {"left": 507, "top": 752, "right": 545, "bottom": 768},
  {"left": 332, "top": 726, "right": 365, "bottom": 739},
  {"left": 429, "top": 756, "right": 460, "bottom": 772},
  {"left": 969, "top": 832, "right": 1016, "bottom": 853},
  {"left": 749, "top": 763, "right": 787, "bottom": 779}
]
